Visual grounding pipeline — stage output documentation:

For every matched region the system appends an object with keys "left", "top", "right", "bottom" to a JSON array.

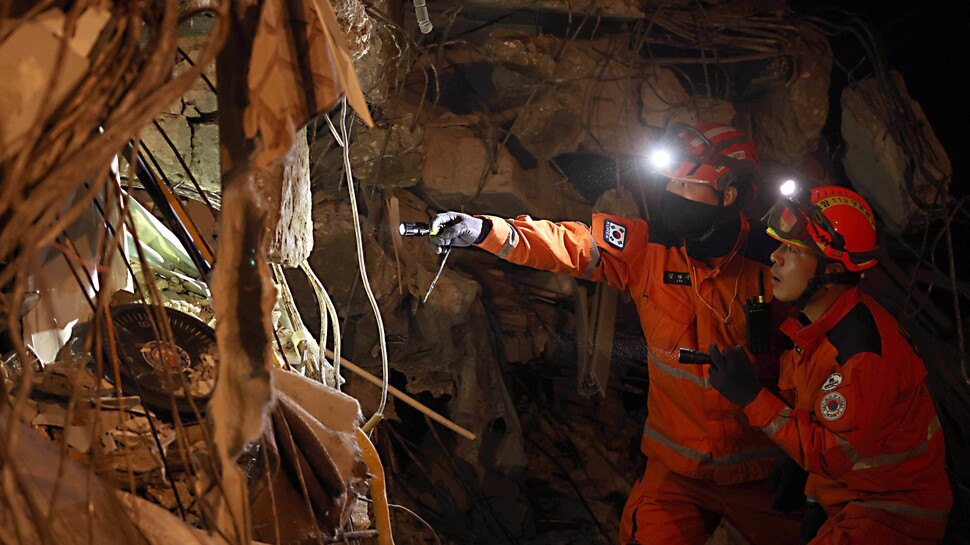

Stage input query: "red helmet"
[
  {"left": 765, "top": 185, "right": 880, "bottom": 272},
  {"left": 652, "top": 122, "right": 761, "bottom": 195}
]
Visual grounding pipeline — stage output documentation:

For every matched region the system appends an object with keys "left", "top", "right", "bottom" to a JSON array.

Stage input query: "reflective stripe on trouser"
[
  {"left": 620, "top": 460, "right": 801, "bottom": 545},
  {"left": 808, "top": 501, "right": 948, "bottom": 545}
]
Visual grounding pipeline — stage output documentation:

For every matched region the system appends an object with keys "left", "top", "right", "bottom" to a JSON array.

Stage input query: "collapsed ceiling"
[{"left": 1, "top": 1, "right": 968, "bottom": 544}]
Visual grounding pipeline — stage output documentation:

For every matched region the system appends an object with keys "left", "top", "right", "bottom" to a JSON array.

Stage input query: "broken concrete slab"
[
  {"left": 841, "top": 70, "right": 952, "bottom": 233},
  {"left": 749, "top": 24, "right": 832, "bottom": 163},
  {"left": 639, "top": 65, "right": 736, "bottom": 130},
  {"left": 257, "top": 127, "right": 314, "bottom": 266},
  {"left": 421, "top": 121, "right": 591, "bottom": 220},
  {"left": 349, "top": 110, "right": 425, "bottom": 189}
]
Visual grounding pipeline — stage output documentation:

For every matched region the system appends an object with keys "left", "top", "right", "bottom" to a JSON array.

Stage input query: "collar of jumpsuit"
[{"left": 779, "top": 285, "right": 863, "bottom": 350}]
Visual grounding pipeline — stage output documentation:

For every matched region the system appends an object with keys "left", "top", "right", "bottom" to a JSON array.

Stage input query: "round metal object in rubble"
[{"left": 103, "top": 304, "right": 217, "bottom": 418}]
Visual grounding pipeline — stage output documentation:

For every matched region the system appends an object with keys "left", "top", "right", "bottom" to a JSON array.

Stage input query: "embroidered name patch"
[
  {"left": 821, "top": 372, "right": 843, "bottom": 392},
  {"left": 663, "top": 271, "right": 692, "bottom": 286},
  {"left": 819, "top": 392, "right": 846, "bottom": 421},
  {"left": 603, "top": 220, "right": 627, "bottom": 250}
]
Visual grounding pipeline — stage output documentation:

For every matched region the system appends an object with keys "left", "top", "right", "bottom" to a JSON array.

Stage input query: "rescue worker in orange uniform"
[
  {"left": 706, "top": 183, "right": 952, "bottom": 544},
  {"left": 429, "top": 123, "right": 803, "bottom": 544}
]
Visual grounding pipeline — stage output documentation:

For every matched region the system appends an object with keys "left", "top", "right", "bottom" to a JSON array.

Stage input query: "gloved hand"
[
  {"left": 768, "top": 456, "right": 808, "bottom": 513},
  {"left": 428, "top": 211, "right": 487, "bottom": 255},
  {"left": 708, "top": 343, "right": 763, "bottom": 407},
  {"left": 797, "top": 500, "right": 828, "bottom": 545}
]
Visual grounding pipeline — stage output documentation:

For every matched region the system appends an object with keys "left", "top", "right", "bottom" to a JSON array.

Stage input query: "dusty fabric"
[
  {"left": 249, "top": 392, "right": 367, "bottom": 544},
  {"left": 246, "top": 0, "right": 374, "bottom": 169},
  {"left": 207, "top": 180, "right": 276, "bottom": 544}
]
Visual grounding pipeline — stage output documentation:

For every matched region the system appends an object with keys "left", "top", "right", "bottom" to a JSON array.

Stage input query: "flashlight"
[
  {"left": 678, "top": 348, "right": 712, "bottom": 365},
  {"left": 399, "top": 222, "right": 431, "bottom": 237}
]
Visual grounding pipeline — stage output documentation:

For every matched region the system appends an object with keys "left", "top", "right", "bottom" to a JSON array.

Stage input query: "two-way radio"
[
  {"left": 743, "top": 269, "right": 771, "bottom": 354},
  {"left": 678, "top": 268, "right": 771, "bottom": 365}
]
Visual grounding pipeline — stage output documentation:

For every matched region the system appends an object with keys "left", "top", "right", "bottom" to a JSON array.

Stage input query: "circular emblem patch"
[
  {"left": 821, "top": 372, "right": 843, "bottom": 392},
  {"left": 819, "top": 392, "right": 846, "bottom": 421}
]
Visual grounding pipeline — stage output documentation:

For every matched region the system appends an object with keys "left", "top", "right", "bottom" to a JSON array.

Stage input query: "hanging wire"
[{"left": 337, "top": 98, "right": 391, "bottom": 429}]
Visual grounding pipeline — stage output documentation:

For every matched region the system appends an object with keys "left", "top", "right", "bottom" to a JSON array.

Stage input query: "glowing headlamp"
[
  {"left": 649, "top": 149, "right": 673, "bottom": 170},
  {"left": 779, "top": 179, "right": 798, "bottom": 197}
]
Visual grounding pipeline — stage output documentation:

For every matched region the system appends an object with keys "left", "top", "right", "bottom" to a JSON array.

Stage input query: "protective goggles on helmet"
[
  {"left": 649, "top": 123, "right": 754, "bottom": 182},
  {"left": 764, "top": 189, "right": 879, "bottom": 268}
]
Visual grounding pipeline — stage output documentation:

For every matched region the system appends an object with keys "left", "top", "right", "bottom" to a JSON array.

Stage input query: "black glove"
[
  {"left": 708, "top": 344, "right": 762, "bottom": 407},
  {"left": 428, "top": 211, "right": 487, "bottom": 255},
  {"left": 768, "top": 456, "right": 808, "bottom": 513},
  {"left": 797, "top": 501, "right": 828, "bottom": 545}
]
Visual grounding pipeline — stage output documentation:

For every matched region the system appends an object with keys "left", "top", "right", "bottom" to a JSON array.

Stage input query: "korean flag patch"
[
  {"left": 603, "top": 219, "right": 627, "bottom": 250},
  {"left": 819, "top": 392, "right": 846, "bottom": 421}
]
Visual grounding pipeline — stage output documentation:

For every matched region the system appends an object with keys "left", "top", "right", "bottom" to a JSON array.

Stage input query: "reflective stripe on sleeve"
[
  {"left": 761, "top": 407, "right": 793, "bottom": 437},
  {"left": 834, "top": 417, "right": 942, "bottom": 472},
  {"left": 496, "top": 222, "right": 519, "bottom": 259},
  {"left": 582, "top": 228, "right": 601, "bottom": 279},
  {"left": 851, "top": 500, "right": 949, "bottom": 520}
]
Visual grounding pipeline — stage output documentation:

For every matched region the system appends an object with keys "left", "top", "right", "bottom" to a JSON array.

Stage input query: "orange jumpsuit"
[
  {"left": 475, "top": 213, "right": 801, "bottom": 544},
  {"left": 743, "top": 288, "right": 951, "bottom": 544}
]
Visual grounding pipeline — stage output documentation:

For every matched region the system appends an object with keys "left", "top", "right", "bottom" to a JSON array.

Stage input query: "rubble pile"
[{"left": 8, "top": 360, "right": 209, "bottom": 526}]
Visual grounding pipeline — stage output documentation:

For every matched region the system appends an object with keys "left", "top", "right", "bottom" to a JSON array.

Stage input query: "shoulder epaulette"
[{"left": 827, "top": 302, "right": 882, "bottom": 366}]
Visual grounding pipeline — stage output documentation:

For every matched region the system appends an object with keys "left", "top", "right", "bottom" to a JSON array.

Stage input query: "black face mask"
[
  {"left": 661, "top": 190, "right": 742, "bottom": 258},
  {"left": 661, "top": 191, "right": 719, "bottom": 238}
]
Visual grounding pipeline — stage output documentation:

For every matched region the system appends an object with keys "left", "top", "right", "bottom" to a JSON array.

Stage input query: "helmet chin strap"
[{"left": 792, "top": 258, "right": 859, "bottom": 310}]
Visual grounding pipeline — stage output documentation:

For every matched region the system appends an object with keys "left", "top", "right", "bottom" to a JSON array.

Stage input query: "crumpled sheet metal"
[{"left": 246, "top": 0, "right": 374, "bottom": 170}]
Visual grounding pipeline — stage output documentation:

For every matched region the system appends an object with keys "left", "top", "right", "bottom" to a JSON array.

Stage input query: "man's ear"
[
  {"left": 722, "top": 186, "right": 738, "bottom": 207},
  {"left": 824, "top": 261, "right": 846, "bottom": 276}
]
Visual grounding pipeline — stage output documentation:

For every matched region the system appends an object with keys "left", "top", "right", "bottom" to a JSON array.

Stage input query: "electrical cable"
[
  {"left": 337, "top": 98, "right": 391, "bottom": 429},
  {"left": 300, "top": 261, "right": 343, "bottom": 389}
]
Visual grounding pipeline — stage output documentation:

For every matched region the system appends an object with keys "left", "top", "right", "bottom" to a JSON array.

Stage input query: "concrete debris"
[
  {"left": 418, "top": 268, "right": 481, "bottom": 326},
  {"left": 129, "top": 262, "right": 215, "bottom": 325},
  {"left": 349, "top": 110, "right": 425, "bottom": 189},
  {"left": 308, "top": 200, "right": 400, "bottom": 316},
  {"left": 137, "top": 33, "right": 221, "bottom": 200},
  {"left": 640, "top": 65, "right": 737, "bottom": 129},
  {"left": 333, "top": 0, "right": 373, "bottom": 60},
  {"left": 332, "top": 0, "right": 390, "bottom": 105},
  {"left": 450, "top": 306, "right": 528, "bottom": 483},
  {"left": 513, "top": 92, "right": 586, "bottom": 161},
  {"left": 749, "top": 23, "right": 833, "bottom": 163},
  {"left": 487, "top": 30, "right": 559, "bottom": 81},
  {"left": 495, "top": 34, "right": 653, "bottom": 157},
  {"left": 258, "top": 126, "right": 314, "bottom": 266},
  {"left": 593, "top": 187, "right": 641, "bottom": 220},
  {"left": 0, "top": 414, "right": 159, "bottom": 544},
  {"left": 421, "top": 120, "right": 591, "bottom": 219},
  {"left": 841, "top": 71, "right": 952, "bottom": 233}
]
